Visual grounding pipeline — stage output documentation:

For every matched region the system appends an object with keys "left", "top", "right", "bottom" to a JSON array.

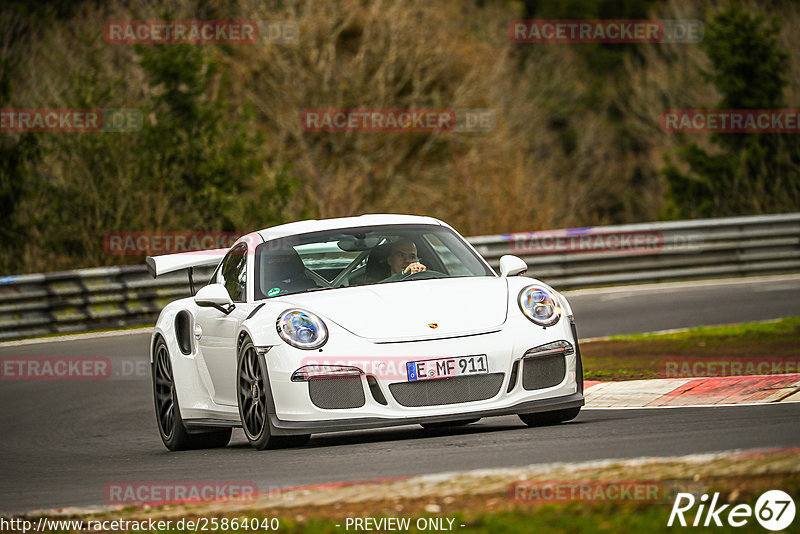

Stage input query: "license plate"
[{"left": 406, "top": 355, "right": 488, "bottom": 381}]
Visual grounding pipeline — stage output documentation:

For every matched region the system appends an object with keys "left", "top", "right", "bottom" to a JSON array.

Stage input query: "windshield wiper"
[
  {"left": 398, "top": 274, "right": 450, "bottom": 283},
  {"left": 305, "top": 286, "right": 337, "bottom": 292}
]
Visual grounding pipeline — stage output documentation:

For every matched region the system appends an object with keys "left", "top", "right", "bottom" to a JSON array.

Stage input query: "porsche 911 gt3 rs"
[{"left": 146, "top": 214, "right": 584, "bottom": 450}]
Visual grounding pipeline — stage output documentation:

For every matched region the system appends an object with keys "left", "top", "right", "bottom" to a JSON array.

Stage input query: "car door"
[{"left": 195, "top": 242, "right": 249, "bottom": 406}]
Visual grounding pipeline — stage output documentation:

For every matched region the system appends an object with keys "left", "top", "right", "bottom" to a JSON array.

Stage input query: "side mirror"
[
  {"left": 194, "top": 283, "right": 235, "bottom": 314},
  {"left": 499, "top": 255, "right": 527, "bottom": 277}
]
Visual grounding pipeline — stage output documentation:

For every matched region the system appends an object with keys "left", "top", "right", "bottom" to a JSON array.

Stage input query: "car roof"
[{"left": 254, "top": 214, "right": 445, "bottom": 243}]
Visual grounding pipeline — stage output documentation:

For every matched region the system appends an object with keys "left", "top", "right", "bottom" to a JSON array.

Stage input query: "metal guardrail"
[
  {"left": 471, "top": 212, "right": 800, "bottom": 288},
  {"left": 1, "top": 213, "right": 798, "bottom": 341}
]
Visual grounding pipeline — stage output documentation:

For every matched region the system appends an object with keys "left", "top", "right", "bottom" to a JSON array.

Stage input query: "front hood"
[{"left": 276, "top": 277, "right": 508, "bottom": 342}]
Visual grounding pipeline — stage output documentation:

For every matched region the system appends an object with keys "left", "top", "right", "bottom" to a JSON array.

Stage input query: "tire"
[
  {"left": 152, "top": 338, "right": 232, "bottom": 451},
  {"left": 237, "top": 339, "right": 310, "bottom": 450},
  {"left": 420, "top": 418, "right": 480, "bottom": 429},
  {"left": 518, "top": 407, "right": 581, "bottom": 427}
]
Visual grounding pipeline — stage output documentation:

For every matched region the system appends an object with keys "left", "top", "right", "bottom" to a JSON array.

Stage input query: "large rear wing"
[{"left": 145, "top": 248, "right": 228, "bottom": 278}]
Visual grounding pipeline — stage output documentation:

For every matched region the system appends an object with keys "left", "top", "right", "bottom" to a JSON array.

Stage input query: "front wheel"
[
  {"left": 237, "top": 339, "right": 310, "bottom": 450},
  {"left": 518, "top": 407, "right": 580, "bottom": 427},
  {"left": 152, "top": 338, "right": 231, "bottom": 451}
]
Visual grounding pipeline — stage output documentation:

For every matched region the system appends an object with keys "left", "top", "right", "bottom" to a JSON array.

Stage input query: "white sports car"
[{"left": 146, "top": 214, "right": 584, "bottom": 450}]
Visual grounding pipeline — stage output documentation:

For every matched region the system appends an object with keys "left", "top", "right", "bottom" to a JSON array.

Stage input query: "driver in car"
[{"left": 383, "top": 238, "right": 427, "bottom": 281}]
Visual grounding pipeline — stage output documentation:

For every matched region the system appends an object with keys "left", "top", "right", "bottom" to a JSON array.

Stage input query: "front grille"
[
  {"left": 308, "top": 377, "right": 366, "bottom": 409},
  {"left": 522, "top": 354, "right": 566, "bottom": 390},
  {"left": 389, "top": 373, "right": 504, "bottom": 407}
]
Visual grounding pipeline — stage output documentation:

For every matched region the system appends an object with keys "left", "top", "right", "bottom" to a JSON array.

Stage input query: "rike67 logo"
[{"left": 669, "top": 490, "right": 796, "bottom": 531}]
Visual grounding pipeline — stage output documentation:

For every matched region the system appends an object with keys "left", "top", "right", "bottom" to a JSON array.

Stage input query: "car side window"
[
  {"left": 423, "top": 233, "right": 472, "bottom": 276},
  {"left": 220, "top": 243, "right": 248, "bottom": 302}
]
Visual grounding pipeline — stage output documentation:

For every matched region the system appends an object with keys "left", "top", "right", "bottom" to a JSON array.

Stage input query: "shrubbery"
[
  {"left": 0, "top": 0, "right": 797, "bottom": 274},
  {"left": 662, "top": 4, "right": 800, "bottom": 218}
]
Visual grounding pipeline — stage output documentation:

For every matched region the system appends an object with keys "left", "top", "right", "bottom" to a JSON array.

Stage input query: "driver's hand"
[{"left": 403, "top": 262, "right": 427, "bottom": 274}]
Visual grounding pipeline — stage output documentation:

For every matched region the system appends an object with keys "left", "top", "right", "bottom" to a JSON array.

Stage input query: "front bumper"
[
  {"left": 268, "top": 391, "right": 584, "bottom": 435},
  {"left": 262, "top": 315, "right": 584, "bottom": 435}
]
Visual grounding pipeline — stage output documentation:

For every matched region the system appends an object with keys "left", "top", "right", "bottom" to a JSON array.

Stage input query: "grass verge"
[
  {"left": 14, "top": 449, "right": 799, "bottom": 533},
  {"left": 581, "top": 317, "right": 800, "bottom": 381}
]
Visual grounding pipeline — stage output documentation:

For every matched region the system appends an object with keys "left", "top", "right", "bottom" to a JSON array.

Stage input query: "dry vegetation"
[{"left": 1, "top": 0, "right": 798, "bottom": 273}]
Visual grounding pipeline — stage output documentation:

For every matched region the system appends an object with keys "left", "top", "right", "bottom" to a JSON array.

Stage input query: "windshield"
[{"left": 254, "top": 224, "right": 494, "bottom": 299}]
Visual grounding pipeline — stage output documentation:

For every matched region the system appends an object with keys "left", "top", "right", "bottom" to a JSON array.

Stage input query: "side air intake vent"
[{"left": 175, "top": 311, "right": 192, "bottom": 355}]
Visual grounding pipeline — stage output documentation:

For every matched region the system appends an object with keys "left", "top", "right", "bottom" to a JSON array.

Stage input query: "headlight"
[
  {"left": 276, "top": 309, "right": 328, "bottom": 349},
  {"left": 518, "top": 286, "right": 561, "bottom": 326}
]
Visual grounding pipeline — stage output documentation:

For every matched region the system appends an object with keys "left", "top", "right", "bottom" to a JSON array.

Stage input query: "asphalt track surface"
[{"left": 1, "top": 276, "right": 799, "bottom": 514}]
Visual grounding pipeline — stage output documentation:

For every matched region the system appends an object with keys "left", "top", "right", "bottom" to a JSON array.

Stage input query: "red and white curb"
[{"left": 584, "top": 374, "right": 800, "bottom": 408}]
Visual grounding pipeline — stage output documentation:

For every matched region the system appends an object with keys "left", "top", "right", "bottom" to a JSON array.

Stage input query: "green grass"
[
  {"left": 65, "top": 498, "right": 786, "bottom": 533},
  {"left": 606, "top": 317, "right": 800, "bottom": 343},
  {"left": 37, "top": 465, "right": 799, "bottom": 533},
  {"left": 582, "top": 317, "right": 800, "bottom": 381}
]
